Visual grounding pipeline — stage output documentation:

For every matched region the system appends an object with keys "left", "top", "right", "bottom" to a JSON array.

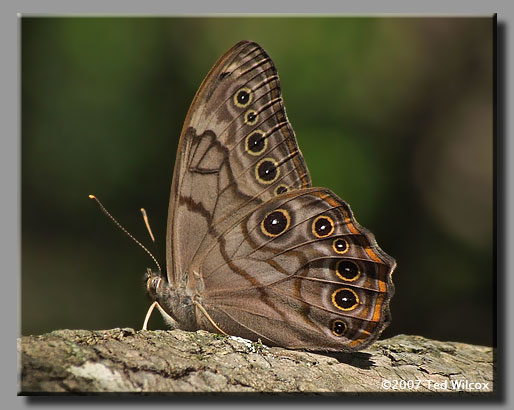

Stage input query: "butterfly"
[{"left": 144, "top": 41, "right": 395, "bottom": 352}]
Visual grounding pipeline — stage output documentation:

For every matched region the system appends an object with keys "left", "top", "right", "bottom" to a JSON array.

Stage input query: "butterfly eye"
[
  {"left": 332, "top": 288, "right": 359, "bottom": 311},
  {"left": 234, "top": 87, "right": 253, "bottom": 108},
  {"left": 245, "top": 130, "right": 267, "bottom": 155},
  {"left": 274, "top": 184, "right": 289, "bottom": 196},
  {"left": 146, "top": 276, "right": 162, "bottom": 295},
  {"left": 332, "top": 238, "right": 348, "bottom": 254},
  {"left": 255, "top": 158, "right": 279, "bottom": 184},
  {"left": 335, "top": 260, "right": 360, "bottom": 282},
  {"left": 312, "top": 216, "right": 335, "bottom": 238},
  {"left": 331, "top": 319, "right": 348, "bottom": 337},
  {"left": 245, "top": 109, "right": 259, "bottom": 125},
  {"left": 261, "top": 209, "right": 291, "bottom": 237}
]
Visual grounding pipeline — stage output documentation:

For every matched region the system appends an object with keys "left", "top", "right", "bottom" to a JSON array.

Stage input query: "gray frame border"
[{"left": 4, "top": 0, "right": 511, "bottom": 407}]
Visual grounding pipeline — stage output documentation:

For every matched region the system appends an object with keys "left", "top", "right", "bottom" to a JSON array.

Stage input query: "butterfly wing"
[
  {"left": 163, "top": 41, "right": 395, "bottom": 351},
  {"left": 167, "top": 41, "right": 311, "bottom": 284},
  {"left": 195, "top": 188, "right": 396, "bottom": 352}
]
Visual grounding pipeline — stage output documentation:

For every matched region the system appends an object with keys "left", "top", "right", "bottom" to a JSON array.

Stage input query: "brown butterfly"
[{"left": 144, "top": 41, "right": 396, "bottom": 351}]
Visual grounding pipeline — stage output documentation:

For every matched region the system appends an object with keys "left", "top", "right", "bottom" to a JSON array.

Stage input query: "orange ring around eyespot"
[
  {"left": 335, "top": 260, "right": 361, "bottom": 282},
  {"left": 260, "top": 208, "right": 291, "bottom": 238},
  {"left": 244, "top": 109, "right": 259, "bottom": 125},
  {"left": 330, "top": 319, "right": 347, "bottom": 337},
  {"left": 332, "top": 238, "right": 349, "bottom": 255},
  {"left": 312, "top": 215, "right": 335, "bottom": 238},
  {"left": 233, "top": 87, "right": 253, "bottom": 108},
  {"left": 331, "top": 287, "right": 360, "bottom": 311},
  {"left": 255, "top": 158, "right": 280, "bottom": 184},
  {"left": 274, "top": 184, "right": 289, "bottom": 196},
  {"left": 245, "top": 129, "right": 267, "bottom": 156}
]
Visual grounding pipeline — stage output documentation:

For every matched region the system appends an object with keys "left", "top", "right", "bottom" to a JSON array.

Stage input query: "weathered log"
[{"left": 18, "top": 328, "right": 494, "bottom": 394}]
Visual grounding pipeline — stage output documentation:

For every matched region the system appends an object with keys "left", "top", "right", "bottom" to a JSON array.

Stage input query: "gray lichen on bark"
[{"left": 18, "top": 328, "right": 494, "bottom": 394}]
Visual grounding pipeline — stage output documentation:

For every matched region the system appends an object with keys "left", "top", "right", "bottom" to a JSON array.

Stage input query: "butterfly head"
[
  {"left": 143, "top": 267, "right": 199, "bottom": 331},
  {"left": 144, "top": 268, "right": 166, "bottom": 301}
]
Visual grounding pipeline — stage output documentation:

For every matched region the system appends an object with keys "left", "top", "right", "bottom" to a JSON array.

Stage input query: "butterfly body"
[{"left": 145, "top": 41, "right": 395, "bottom": 352}]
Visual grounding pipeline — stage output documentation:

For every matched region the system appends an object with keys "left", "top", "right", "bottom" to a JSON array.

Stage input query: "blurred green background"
[{"left": 21, "top": 17, "right": 493, "bottom": 347}]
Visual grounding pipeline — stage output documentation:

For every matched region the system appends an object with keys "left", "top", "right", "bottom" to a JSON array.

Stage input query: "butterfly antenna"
[
  {"left": 89, "top": 194, "right": 162, "bottom": 273},
  {"left": 140, "top": 208, "right": 156, "bottom": 243},
  {"left": 140, "top": 207, "right": 166, "bottom": 270}
]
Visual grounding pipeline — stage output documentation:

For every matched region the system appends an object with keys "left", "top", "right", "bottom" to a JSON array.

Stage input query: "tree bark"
[{"left": 18, "top": 328, "right": 494, "bottom": 394}]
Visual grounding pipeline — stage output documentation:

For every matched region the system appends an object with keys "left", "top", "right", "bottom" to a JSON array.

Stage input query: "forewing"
[{"left": 167, "top": 41, "right": 311, "bottom": 283}]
